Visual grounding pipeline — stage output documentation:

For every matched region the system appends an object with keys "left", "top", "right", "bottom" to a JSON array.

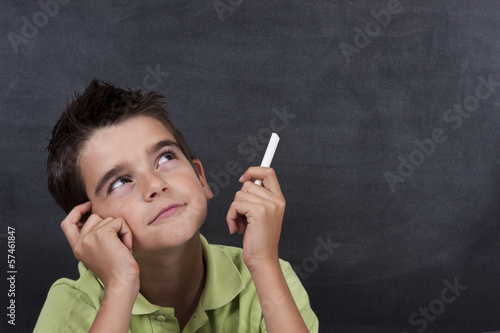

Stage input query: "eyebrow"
[
  {"left": 146, "top": 139, "right": 180, "bottom": 156},
  {"left": 94, "top": 162, "right": 128, "bottom": 196},
  {"left": 94, "top": 139, "right": 180, "bottom": 196}
]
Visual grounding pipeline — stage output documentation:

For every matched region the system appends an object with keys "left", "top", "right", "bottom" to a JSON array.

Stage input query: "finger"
[
  {"left": 236, "top": 216, "right": 247, "bottom": 234},
  {"left": 226, "top": 201, "right": 248, "bottom": 234},
  {"left": 234, "top": 190, "right": 276, "bottom": 211},
  {"left": 239, "top": 167, "right": 283, "bottom": 196},
  {"left": 116, "top": 219, "right": 133, "bottom": 252},
  {"left": 227, "top": 214, "right": 238, "bottom": 234},
  {"left": 237, "top": 182, "right": 286, "bottom": 217},
  {"left": 237, "top": 182, "right": 279, "bottom": 203},
  {"left": 228, "top": 215, "right": 248, "bottom": 234},
  {"left": 227, "top": 201, "right": 262, "bottom": 225},
  {"left": 61, "top": 201, "right": 92, "bottom": 247},
  {"left": 99, "top": 217, "right": 134, "bottom": 251},
  {"left": 78, "top": 214, "right": 108, "bottom": 236}
]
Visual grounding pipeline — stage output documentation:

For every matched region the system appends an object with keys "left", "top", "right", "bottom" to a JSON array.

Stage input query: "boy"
[{"left": 35, "top": 79, "right": 318, "bottom": 332}]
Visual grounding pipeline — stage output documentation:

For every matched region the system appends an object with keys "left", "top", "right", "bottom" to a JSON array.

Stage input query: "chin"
[{"left": 133, "top": 223, "right": 202, "bottom": 255}]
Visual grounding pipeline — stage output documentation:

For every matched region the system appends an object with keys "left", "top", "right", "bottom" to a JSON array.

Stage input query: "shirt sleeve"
[
  {"left": 34, "top": 282, "right": 98, "bottom": 333},
  {"left": 264, "top": 260, "right": 319, "bottom": 333}
]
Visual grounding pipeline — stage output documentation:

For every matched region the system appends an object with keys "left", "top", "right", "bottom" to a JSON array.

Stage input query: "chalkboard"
[{"left": 1, "top": 1, "right": 500, "bottom": 332}]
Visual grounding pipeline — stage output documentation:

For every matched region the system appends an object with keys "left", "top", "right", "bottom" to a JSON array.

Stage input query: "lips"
[{"left": 150, "top": 203, "right": 185, "bottom": 224}]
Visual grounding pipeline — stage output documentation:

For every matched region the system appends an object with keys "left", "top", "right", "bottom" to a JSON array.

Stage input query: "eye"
[
  {"left": 109, "top": 177, "right": 132, "bottom": 192},
  {"left": 158, "top": 151, "right": 176, "bottom": 166}
]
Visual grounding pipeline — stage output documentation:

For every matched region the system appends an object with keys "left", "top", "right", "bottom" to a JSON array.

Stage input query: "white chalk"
[{"left": 254, "top": 133, "right": 280, "bottom": 186}]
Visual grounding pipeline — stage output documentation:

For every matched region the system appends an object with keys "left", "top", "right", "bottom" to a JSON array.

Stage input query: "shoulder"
[
  {"left": 34, "top": 262, "right": 104, "bottom": 332},
  {"left": 207, "top": 241, "right": 296, "bottom": 280},
  {"left": 202, "top": 236, "right": 304, "bottom": 296},
  {"left": 45, "top": 262, "right": 103, "bottom": 302},
  {"left": 52, "top": 262, "right": 104, "bottom": 302},
  {"left": 203, "top": 238, "right": 319, "bottom": 332}
]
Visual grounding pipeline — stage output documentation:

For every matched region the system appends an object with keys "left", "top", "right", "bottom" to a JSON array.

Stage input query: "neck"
[{"left": 135, "top": 233, "right": 206, "bottom": 328}]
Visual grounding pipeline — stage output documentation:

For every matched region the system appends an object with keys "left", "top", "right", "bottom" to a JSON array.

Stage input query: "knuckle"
[
  {"left": 87, "top": 214, "right": 101, "bottom": 223},
  {"left": 242, "top": 181, "right": 253, "bottom": 191},
  {"left": 94, "top": 226, "right": 106, "bottom": 237},
  {"left": 279, "top": 198, "right": 286, "bottom": 209},
  {"left": 73, "top": 244, "right": 83, "bottom": 259},
  {"left": 113, "top": 216, "right": 125, "bottom": 224},
  {"left": 103, "top": 217, "right": 114, "bottom": 224},
  {"left": 256, "top": 204, "right": 267, "bottom": 215},
  {"left": 228, "top": 201, "right": 238, "bottom": 211},
  {"left": 234, "top": 191, "right": 244, "bottom": 201},
  {"left": 261, "top": 167, "right": 275, "bottom": 178},
  {"left": 80, "top": 235, "right": 90, "bottom": 247}
]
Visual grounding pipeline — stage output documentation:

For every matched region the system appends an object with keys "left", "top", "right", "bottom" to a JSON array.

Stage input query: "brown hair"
[{"left": 47, "top": 79, "right": 196, "bottom": 214}]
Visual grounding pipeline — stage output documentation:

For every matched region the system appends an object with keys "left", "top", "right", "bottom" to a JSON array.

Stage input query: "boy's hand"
[
  {"left": 61, "top": 202, "right": 140, "bottom": 294},
  {"left": 226, "top": 167, "right": 285, "bottom": 272}
]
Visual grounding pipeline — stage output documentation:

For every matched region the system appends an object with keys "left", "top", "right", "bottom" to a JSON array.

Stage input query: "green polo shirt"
[{"left": 34, "top": 235, "right": 318, "bottom": 332}]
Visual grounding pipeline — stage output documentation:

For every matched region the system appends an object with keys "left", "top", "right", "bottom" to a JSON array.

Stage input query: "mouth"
[{"left": 150, "top": 203, "right": 185, "bottom": 224}]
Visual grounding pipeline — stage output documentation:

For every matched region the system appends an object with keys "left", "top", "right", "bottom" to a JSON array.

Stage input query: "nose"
[{"left": 142, "top": 170, "right": 168, "bottom": 201}]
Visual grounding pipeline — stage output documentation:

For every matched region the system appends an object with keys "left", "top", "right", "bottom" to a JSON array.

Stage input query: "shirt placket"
[{"left": 150, "top": 309, "right": 179, "bottom": 333}]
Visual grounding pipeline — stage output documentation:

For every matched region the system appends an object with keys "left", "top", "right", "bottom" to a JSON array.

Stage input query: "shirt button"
[{"left": 156, "top": 315, "right": 166, "bottom": 321}]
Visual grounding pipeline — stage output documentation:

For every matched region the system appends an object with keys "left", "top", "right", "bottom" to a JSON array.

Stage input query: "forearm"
[
  {"left": 89, "top": 284, "right": 138, "bottom": 333},
  {"left": 251, "top": 261, "right": 309, "bottom": 333}
]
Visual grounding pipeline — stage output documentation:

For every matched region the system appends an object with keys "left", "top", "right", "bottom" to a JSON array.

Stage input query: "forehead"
[
  {"left": 82, "top": 115, "right": 175, "bottom": 157},
  {"left": 78, "top": 116, "right": 176, "bottom": 189}
]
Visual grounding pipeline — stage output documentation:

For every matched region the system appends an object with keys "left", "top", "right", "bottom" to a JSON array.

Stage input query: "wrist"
[
  {"left": 105, "top": 277, "right": 140, "bottom": 298},
  {"left": 91, "top": 278, "right": 137, "bottom": 333},
  {"left": 247, "top": 257, "right": 281, "bottom": 276}
]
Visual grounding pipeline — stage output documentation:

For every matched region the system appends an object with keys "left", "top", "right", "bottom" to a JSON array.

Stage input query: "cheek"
[
  {"left": 179, "top": 177, "right": 209, "bottom": 216},
  {"left": 177, "top": 174, "right": 206, "bottom": 199},
  {"left": 91, "top": 197, "right": 133, "bottom": 220}
]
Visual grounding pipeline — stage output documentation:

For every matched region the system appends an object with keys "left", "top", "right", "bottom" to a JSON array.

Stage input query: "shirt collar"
[
  {"left": 199, "top": 234, "right": 244, "bottom": 310},
  {"left": 130, "top": 234, "right": 244, "bottom": 315}
]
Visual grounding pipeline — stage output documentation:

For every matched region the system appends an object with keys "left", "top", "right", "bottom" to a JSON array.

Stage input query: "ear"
[{"left": 192, "top": 159, "right": 213, "bottom": 200}]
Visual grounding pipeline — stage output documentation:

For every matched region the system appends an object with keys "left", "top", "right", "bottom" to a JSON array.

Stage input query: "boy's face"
[{"left": 79, "top": 115, "right": 212, "bottom": 256}]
